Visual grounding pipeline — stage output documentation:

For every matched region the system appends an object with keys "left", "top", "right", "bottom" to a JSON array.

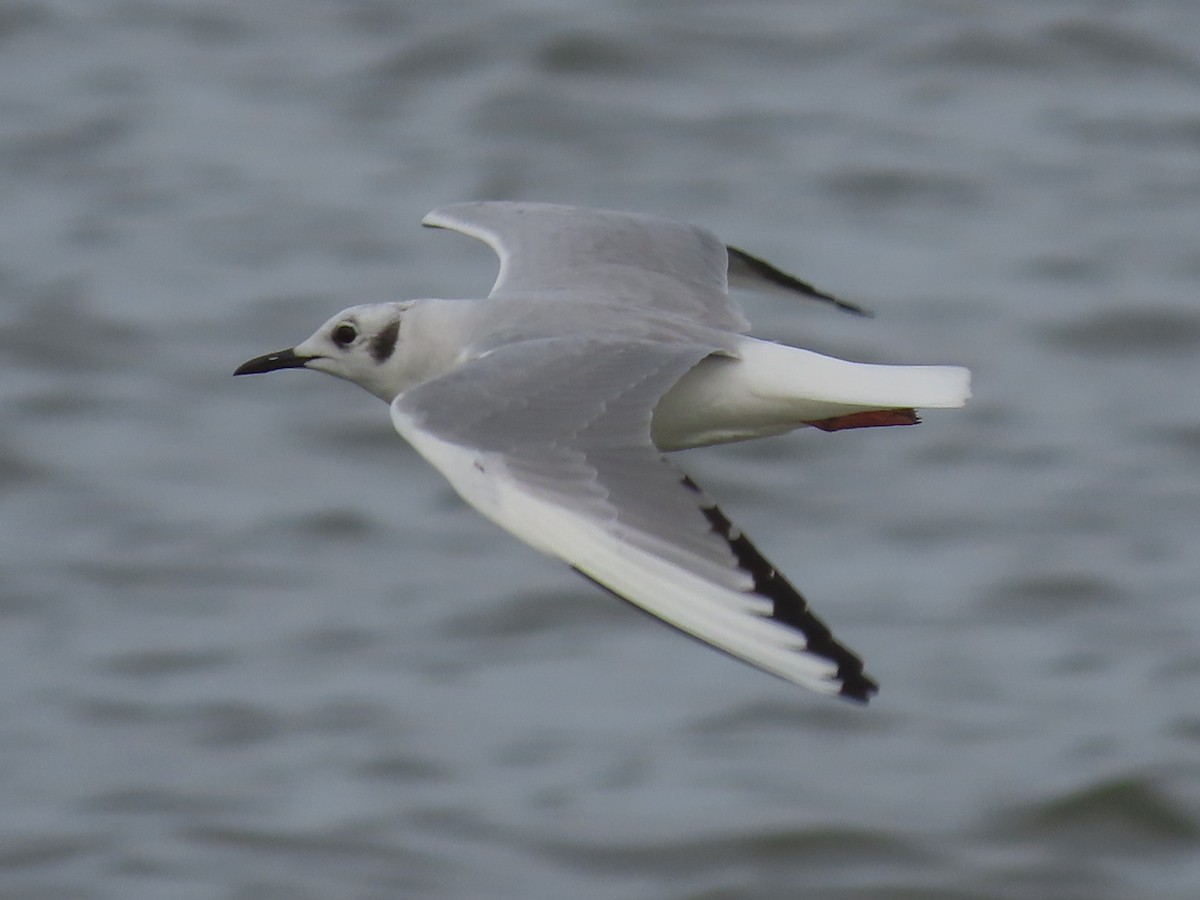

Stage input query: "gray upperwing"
[
  {"left": 422, "top": 202, "right": 750, "bottom": 332},
  {"left": 393, "top": 334, "right": 877, "bottom": 700},
  {"left": 396, "top": 336, "right": 745, "bottom": 584},
  {"left": 423, "top": 202, "right": 868, "bottom": 324}
]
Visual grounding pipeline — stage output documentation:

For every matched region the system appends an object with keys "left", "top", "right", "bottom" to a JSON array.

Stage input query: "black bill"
[{"left": 233, "top": 348, "right": 310, "bottom": 376}]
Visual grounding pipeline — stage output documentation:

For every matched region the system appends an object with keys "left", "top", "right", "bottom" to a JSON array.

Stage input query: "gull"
[{"left": 235, "top": 202, "right": 970, "bottom": 702}]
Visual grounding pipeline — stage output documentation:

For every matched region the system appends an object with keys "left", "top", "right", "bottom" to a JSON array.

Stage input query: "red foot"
[{"left": 805, "top": 408, "right": 920, "bottom": 432}]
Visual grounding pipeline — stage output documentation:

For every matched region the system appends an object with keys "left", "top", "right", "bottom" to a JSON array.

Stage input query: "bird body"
[{"left": 236, "top": 202, "right": 971, "bottom": 702}]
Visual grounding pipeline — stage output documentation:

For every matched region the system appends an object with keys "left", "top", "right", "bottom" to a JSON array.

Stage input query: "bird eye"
[{"left": 332, "top": 323, "right": 358, "bottom": 347}]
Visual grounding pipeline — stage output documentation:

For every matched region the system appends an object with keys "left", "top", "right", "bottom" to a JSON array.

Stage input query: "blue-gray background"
[{"left": 3, "top": 2, "right": 1199, "bottom": 898}]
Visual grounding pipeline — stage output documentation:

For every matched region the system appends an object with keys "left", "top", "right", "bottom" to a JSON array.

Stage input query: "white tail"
[{"left": 652, "top": 337, "right": 971, "bottom": 450}]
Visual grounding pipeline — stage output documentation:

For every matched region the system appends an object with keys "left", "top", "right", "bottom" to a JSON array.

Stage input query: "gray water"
[{"left": 3, "top": 1, "right": 1200, "bottom": 897}]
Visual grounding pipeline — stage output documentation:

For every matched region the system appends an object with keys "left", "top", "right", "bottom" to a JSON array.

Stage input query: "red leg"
[{"left": 805, "top": 408, "right": 920, "bottom": 432}]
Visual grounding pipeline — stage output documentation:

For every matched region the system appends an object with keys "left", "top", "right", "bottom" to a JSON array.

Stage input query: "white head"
[{"left": 234, "top": 302, "right": 415, "bottom": 401}]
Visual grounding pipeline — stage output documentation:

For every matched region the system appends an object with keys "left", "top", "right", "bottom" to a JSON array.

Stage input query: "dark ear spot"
[{"left": 370, "top": 319, "right": 400, "bottom": 362}]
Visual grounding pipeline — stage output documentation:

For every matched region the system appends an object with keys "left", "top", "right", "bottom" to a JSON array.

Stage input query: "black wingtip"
[
  {"left": 838, "top": 672, "right": 880, "bottom": 704},
  {"left": 727, "top": 245, "right": 874, "bottom": 318},
  {"left": 680, "top": 475, "right": 878, "bottom": 704}
]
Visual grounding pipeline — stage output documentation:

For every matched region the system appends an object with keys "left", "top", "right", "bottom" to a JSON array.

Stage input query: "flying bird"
[{"left": 236, "top": 202, "right": 970, "bottom": 702}]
